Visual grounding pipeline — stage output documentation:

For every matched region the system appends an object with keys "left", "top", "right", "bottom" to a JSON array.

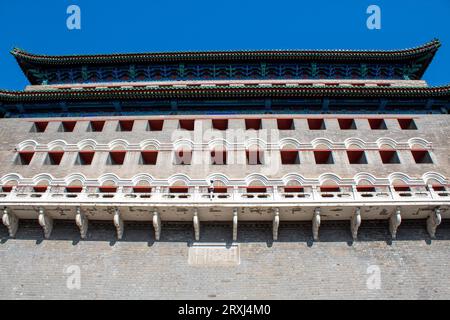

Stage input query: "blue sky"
[{"left": 0, "top": 0, "right": 449, "bottom": 90}]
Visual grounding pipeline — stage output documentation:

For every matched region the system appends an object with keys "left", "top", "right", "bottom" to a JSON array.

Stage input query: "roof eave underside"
[{"left": 1, "top": 85, "right": 449, "bottom": 104}]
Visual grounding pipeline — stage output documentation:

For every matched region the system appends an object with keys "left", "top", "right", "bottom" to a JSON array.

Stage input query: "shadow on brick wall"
[{"left": 0, "top": 219, "right": 449, "bottom": 247}]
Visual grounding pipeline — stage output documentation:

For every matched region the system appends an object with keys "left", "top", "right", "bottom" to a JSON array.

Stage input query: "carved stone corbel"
[
  {"left": 75, "top": 207, "right": 88, "bottom": 239},
  {"left": 113, "top": 208, "right": 124, "bottom": 240},
  {"left": 38, "top": 207, "right": 53, "bottom": 239},
  {"left": 153, "top": 210, "right": 161, "bottom": 241},
  {"left": 193, "top": 209, "right": 200, "bottom": 241},
  {"left": 2, "top": 208, "right": 19, "bottom": 238},
  {"left": 389, "top": 207, "right": 402, "bottom": 239},
  {"left": 273, "top": 208, "right": 280, "bottom": 241},
  {"left": 351, "top": 207, "right": 362, "bottom": 240},
  {"left": 232, "top": 208, "right": 238, "bottom": 241},
  {"left": 312, "top": 207, "right": 321, "bottom": 241},
  {"left": 427, "top": 208, "right": 441, "bottom": 238}
]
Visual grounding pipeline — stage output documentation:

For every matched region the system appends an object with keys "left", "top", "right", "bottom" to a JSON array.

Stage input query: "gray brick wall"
[{"left": 0, "top": 220, "right": 449, "bottom": 299}]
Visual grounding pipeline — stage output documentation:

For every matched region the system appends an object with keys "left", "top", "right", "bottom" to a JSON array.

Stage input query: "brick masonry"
[{"left": 0, "top": 220, "right": 449, "bottom": 300}]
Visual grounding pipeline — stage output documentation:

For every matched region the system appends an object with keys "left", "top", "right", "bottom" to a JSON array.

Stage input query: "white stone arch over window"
[
  {"left": 0, "top": 173, "right": 23, "bottom": 185},
  {"left": 77, "top": 139, "right": 98, "bottom": 151},
  {"left": 408, "top": 137, "right": 432, "bottom": 149},
  {"left": 167, "top": 174, "right": 192, "bottom": 187},
  {"left": 206, "top": 173, "right": 232, "bottom": 187},
  {"left": 139, "top": 140, "right": 161, "bottom": 151},
  {"left": 131, "top": 174, "right": 155, "bottom": 186},
  {"left": 245, "top": 174, "right": 270, "bottom": 186},
  {"left": 353, "top": 172, "right": 379, "bottom": 186},
  {"left": 64, "top": 174, "right": 88, "bottom": 186},
  {"left": 318, "top": 173, "right": 344, "bottom": 186},
  {"left": 281, "top": 173, "right": 308, "bottom": 186},
  {"left": 47, "top": 140, "right": 68, "bottom": 151},
  {"left": 422, "top": 172, "right": 448, "bottom": 185},
  {"left": 344, "top": 138, "right": 367, "bottom": 150},
  {"left": 173, "top": 139, "right": 195, "bottom": 150},
  {"left": 98, "top": 173, "right": 121, "bottom": 186},
  {"left": 376, "top": 137, "right": 398, "bottom": 149},
  {"left": 208, "top": 139, "right": 232, "bottom": 151},
  {"left": 388, "top": 172, "right": 417, "bottom": 186},
  {"left": 311, "top": 138, "right": 334, "bottom": 150},
  {"left": 108, "top": 139, "right": 131, "bottom": 151},
  {"left": 32, "top": 173, "right": 55, "bottom": 186},
  {"left": 17, "top": 140, "right": 38, "bottom": 151},
  {"left": 245, "top": 138, "right": 267, "bottom": 150},
  {"left": 278, "top": 138, "right": 302, "bottom": 150}
]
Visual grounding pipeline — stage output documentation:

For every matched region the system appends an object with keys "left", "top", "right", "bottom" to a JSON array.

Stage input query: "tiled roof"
[
  {"left": 1, "top": 84, "right": 449, "bottom": 103},
  {"left": 11, "top": 39, "right": 441, "bottom": 64}
]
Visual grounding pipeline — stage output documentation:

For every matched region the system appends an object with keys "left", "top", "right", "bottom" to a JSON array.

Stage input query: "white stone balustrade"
[{"left": 0, "top": 185, "right": 448, "bottom": 207}]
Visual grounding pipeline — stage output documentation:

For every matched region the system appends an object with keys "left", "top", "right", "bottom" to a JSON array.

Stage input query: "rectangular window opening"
[
  {"left": 314, "top": 150, "right": 334, "bottom": 164},
  {"left": 99, "top": 186, "right": 117, "bottom": 193},
  {"left": 338, "top": 118, "right": 356, "bottom": 130},
  {"left": 33, "top": 186, "right": 48, "bottom": 193},
  {"left": 357, "top": 186, "right": 376, "bottom": 192},
  {"left": 140, "top": 151, "right": 158, "bottom": 165},
  {"left": 169, "top": 187, "right": 189, "bottom": 193},
  {"left": 209, "top": 187, "right": 229, "bottom": 194},
  {"left": 1, "top": 186, "right": 13, "bottom": 193},
  {"left": 277, "top": 118, "right": 294, "bottom": 130},
  {"left": 133, "top": 186, "right": 153, "bottom": 193},
  {"left": 246, "top": 187, "right": 267, "bottom": 193},
  {"left": 280, "top": 150, "right": 300, "bottom": 164},
  {"left": 45, "top": 151, "right": 64, "bottom": 165},
  {"left": 60, "top": 121, "right": 76, "bottom": 132},
  {"left": 66, "top": 186, "right": 83, "bottom": 193},
  {"left": 411, "top": 150, "right": 433, "bottom": 164},
  {"left": 245, "top": 119, "right": 262, "bottom": 130},
  {"left": 179, "top": 119, "right": 195, "bottom": 131},
  {"left": 347, "top": 150, "right": 368, "bottom": 164},
  {"left": 368, "top": 118, "right": 387, "bottom": 130},
  {"left": 148, "top": 120, "right": 164, "bottom": 131},
  {"left": 89, "top": 121, "right": 105, "bottom": 132},
  {"left": 398, "top": 118, "right": 417, "bottom": 130},
  {"left": 379, "top": 150, "right": 400, "bottom": 164},
  {"left": 118, "top": 120, "right": 134, "bottom": 132},
  {"left": 308, "top": 118, "right": 326, "bottom": 130},
  {"left": 320, "top": 186, "right": 340, "bottom": 192},
  {"left": 76, "top": 151, "right": 95, "bottom": 165},
  {"left": 31, "top": 121, "right": 48, "bottom": 133},
  {"left": 284, "top": 186, "right": 304, "bottom": 193},
  {"left": 394, "top": 186, "right": 411, "bottom": 192},
  {"left": 108, "top": 151, "right": 126, "bottom": 165},
  {"left": 212, "top": 119, "right": 228, "bottom": 131},
  {"left": 16, "top": 152, "right": 35, "bottom": 165}
]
